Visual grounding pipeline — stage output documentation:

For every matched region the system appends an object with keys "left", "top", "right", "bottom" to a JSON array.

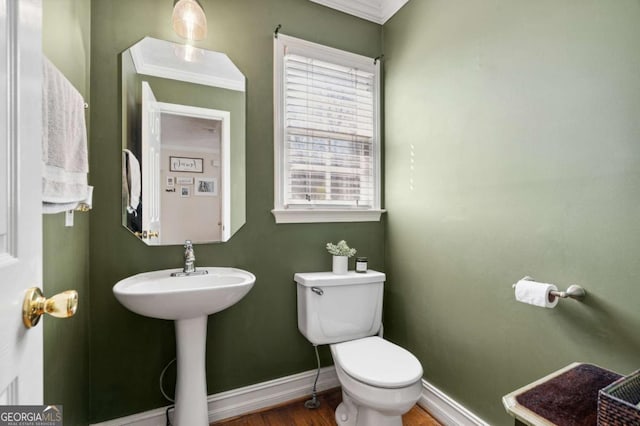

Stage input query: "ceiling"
[
  {"left": 309, "top": 0, "right": 410, "bottom": 24},
  {"left": 161, "top": 113, "right": 221, "bottom": 153}
]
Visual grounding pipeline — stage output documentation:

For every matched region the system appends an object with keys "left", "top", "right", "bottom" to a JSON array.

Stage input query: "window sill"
[{"left": 271, "top": 208, "right": 385, "bottom": 224}]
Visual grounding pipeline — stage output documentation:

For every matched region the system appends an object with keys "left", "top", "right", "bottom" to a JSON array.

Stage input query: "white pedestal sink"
[{"left": 113, "top": 267, "right": 255, "bottom": 426}]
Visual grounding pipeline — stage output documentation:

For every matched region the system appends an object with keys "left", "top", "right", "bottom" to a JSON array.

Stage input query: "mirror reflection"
[{"left": 121, "top": 37, "right": 246, "bottom": 245}]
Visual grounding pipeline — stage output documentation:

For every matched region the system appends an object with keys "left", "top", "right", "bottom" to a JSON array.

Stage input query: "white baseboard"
[
  {"left": 92, "top": 368, "right": 487, "bottom": 426},
  {"left": 90, "top": 366, "right": 339, "bottom": 426},
  {"left": 418, "top": 379, "right": 489, "bottom": 426}
]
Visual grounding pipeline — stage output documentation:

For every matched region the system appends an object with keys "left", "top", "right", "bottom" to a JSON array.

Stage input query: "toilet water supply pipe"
[
  {"left": 301, "top": 325, "right": 384, "bottom": 410},
  {"left": 305, "top": 345, "right": 322, "bottom": 409}
]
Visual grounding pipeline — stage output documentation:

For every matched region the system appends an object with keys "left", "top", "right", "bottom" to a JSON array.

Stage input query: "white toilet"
[{"left": 294, "top": 270, "right": 423, "bottom": 426}]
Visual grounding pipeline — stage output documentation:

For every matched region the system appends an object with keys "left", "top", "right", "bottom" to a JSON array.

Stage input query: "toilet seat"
[{"left": 331, "top": 336, "right": 423, "bottom": 389}]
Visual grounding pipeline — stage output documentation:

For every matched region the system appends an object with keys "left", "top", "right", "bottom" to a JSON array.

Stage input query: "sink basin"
[
  {"left": 113, "top": 267, "right": 255, "bottom": 320},
  {"left": 112, "top": 267, "right": 255, "bottom": 426}
]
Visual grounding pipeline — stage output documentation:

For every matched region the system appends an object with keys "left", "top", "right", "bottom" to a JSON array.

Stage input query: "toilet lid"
[{"left": 331, "top": 337, "right": 423, "bottom": 388}]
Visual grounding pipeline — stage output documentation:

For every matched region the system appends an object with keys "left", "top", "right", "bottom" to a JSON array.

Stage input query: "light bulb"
[{"left": 172, "top": 0, "right": 207, "bottom": 41}]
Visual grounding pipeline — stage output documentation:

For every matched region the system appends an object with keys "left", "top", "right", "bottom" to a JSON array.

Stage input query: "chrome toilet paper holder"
[{"left": 513, "top": 276, "right": 586, "bottom": 300}]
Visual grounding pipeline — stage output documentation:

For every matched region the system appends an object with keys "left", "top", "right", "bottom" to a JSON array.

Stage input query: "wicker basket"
[{"left": 598, "top": 370, "right": 640, "bottom": 425}]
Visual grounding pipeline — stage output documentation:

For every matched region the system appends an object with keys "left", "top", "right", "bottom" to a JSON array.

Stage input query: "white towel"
[
  {"left": 122, "top": 149, "right": 141, "bottom": 213},
  {"left": 43, "top": 186, "right": 93, "bottom": 214},
  {"left": 42, "top": 56, "right": 89, "bottom": 210}
]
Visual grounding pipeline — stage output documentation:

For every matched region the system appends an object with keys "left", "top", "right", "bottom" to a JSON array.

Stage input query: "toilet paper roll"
[{"left": 514, "top": 279, "right": 559, "bottom": 308}]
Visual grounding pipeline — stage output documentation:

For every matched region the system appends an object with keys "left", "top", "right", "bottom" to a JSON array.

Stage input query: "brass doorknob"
[{"left": 22, "top": 287, "right": 78, "bottom": 329}]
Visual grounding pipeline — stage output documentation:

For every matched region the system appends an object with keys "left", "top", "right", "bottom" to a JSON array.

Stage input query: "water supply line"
[{"left": 304, "top": 345, "right": 321, "bottom": 409}]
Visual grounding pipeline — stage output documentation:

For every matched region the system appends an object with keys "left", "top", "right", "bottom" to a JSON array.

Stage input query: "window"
[{"left": 273, "top": 34, "right": 384, "bottom": 223}]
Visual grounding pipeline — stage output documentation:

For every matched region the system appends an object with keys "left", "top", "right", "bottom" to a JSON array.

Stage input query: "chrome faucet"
[
  {"left": 171, "top": 240, "right": 208, "bottom": 277},
  {"left": 183, "top": 240, "right": 196, "bottom": 273}
]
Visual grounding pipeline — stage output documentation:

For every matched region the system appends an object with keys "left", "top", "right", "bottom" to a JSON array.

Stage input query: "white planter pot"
[{"left": 332, "top": 256, "right": 348, "bottom": 274}]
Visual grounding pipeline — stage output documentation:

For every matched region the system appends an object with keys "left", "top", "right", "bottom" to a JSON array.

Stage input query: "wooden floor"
[{"left": 212, "top": 388, "right": 441, "bottom": 426}]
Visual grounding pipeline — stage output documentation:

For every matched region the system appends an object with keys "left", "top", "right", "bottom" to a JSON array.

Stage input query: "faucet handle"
[{"left": 184, "top": 240, "right": 193, "bottom": 249}]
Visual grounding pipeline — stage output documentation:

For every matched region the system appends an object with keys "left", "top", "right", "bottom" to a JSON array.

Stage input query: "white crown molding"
[
  {"left": 380, "top": 0, "right": 411, "bottom": 23},
  {"left": 309, "top": 0, "right": 409, "bottom": 24}
]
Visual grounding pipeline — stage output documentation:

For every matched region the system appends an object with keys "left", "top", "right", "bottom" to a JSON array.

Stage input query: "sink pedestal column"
[{"left": 174, "top": 316, "right": 209, "bottom": 426}]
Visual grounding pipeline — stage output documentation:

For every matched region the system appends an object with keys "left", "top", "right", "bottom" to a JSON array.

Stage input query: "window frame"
[{"left": 272, "top": 34, "right": 384, "bottom": 224}]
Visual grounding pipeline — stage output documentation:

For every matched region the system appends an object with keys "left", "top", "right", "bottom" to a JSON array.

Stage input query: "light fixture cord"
[
  {"left": 160, "top": 358, "right": 176, "bottom": 425},
  {"left": 160, "top": 358, "right": 176, "bottom": 402}
]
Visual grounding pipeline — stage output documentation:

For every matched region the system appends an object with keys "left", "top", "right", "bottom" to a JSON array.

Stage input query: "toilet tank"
[{"left": 294, "top": 270, "right": 385, "bottom": 345}]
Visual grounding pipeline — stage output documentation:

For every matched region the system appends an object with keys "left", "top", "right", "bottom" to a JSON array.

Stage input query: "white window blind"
[{"left": 283, "top": 50, "right": 376, "bottom": 208}]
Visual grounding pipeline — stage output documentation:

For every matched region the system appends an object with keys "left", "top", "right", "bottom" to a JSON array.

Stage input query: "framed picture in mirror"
[
  {"left": 195, "top": 177, "right": 218, "bottom": 196},
  {"left": 176, "top": 176, "right": 193, "bottom": 185},
  {"left": 170, "top": 156, "right": 203, "bottom": 173}
]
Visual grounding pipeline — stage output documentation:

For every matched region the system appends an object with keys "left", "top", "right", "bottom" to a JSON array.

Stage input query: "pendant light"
[{"left": 172, "top": 0, "right": 207, "bottom": 41}]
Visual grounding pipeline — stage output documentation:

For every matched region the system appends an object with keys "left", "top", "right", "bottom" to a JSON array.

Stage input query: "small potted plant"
[{"left": 326, "top": 240, "right": 356, "bottom": 274}]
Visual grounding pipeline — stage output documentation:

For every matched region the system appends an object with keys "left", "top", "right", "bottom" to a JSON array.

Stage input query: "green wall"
[
  {"left": 383, "top": 0, "right": 640, "bottom": 424},
  {"left": 89, "top": 0, "right": 383, "bottom": 422},
  {"left": 42, "top": 1, "right": 91, "bottom": 425},
  {"left": 44, "top": 1, "right": 640, "bottom": 424}
]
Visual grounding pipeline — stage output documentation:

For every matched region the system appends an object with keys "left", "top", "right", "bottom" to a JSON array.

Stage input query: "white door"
[
  {"left": 141, "top": 81, "right": 161, "bottom": 243},
  {"left": 0, "top": 0, "right": 44, "bottom": 404}
]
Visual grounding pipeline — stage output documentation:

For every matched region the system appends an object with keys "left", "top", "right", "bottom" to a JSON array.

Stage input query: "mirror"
[{"left": 121, "top": 37, "right": 246, "bottom": 245}]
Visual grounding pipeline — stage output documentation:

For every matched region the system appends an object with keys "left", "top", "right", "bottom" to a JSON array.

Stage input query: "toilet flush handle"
[{"left": 311, "top": 287, "right": 324, "bottom": 296}]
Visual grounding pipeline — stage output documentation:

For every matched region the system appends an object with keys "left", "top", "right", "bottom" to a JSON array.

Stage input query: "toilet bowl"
[{"left": 331, "top": 336, "right": 423, "bottom": 426}]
